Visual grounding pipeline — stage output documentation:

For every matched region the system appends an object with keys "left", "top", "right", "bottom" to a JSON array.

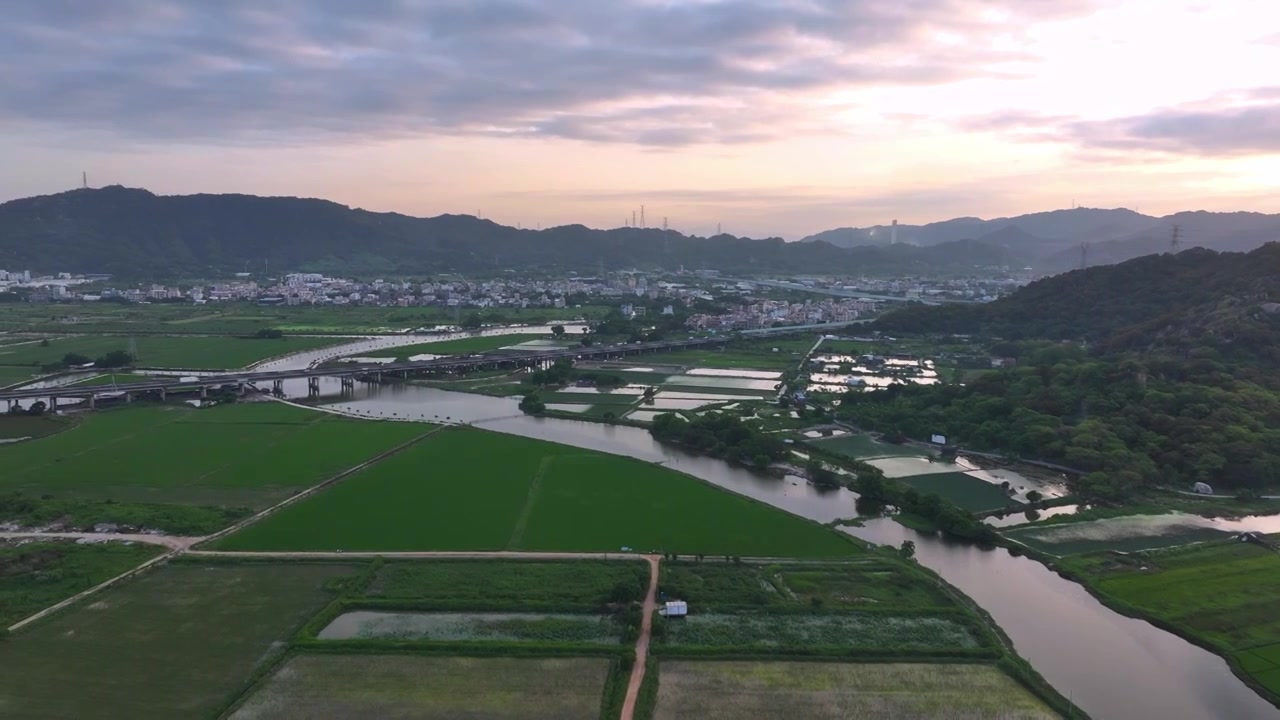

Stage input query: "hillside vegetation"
[{"left": 848, "top": 245, "right": 1280, "bottom": 500}]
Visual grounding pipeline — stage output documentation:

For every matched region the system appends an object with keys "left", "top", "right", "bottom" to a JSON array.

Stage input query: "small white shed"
[
  {"left": 660, "top": 600, "right": 688, "bottom": 617},
  {"left": 1193, "top": 482, "right": 1213, "bottom": 495}
]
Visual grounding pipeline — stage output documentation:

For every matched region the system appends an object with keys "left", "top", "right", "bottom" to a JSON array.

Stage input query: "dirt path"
[
  {"left": 0, "top": 531, "right": 199, "bottom": 550},
  {"left": 621, "top": 554, "right": 660, "bottom": 720}
]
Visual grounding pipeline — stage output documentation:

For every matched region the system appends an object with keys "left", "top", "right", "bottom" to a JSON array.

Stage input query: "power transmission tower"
[
  {"left": 1079, "top": 241, "right": 1090, "bottom": 270},
  {"left": 1170, "top": 224, "right": 1182, "bottom": 253}
]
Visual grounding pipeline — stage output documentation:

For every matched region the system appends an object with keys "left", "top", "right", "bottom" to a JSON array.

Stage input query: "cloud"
[
  {"left": 959, "top": 89, "right": 1280, "bottom": 156},
  {"left": 0, "top": 0, "right": 1097, "bottom": 147}
]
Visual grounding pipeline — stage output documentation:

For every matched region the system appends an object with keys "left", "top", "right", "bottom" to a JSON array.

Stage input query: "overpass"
[
  {"left": 722, "top": 277, "right": 979, "bottom": 305},
  {"left": 0, "top": 321, "right": 876, "bottom": 410}
]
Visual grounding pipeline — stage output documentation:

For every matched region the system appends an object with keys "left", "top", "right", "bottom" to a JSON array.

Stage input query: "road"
[{"left": 621, "top": 555, "right": 661, "bottom": 720}]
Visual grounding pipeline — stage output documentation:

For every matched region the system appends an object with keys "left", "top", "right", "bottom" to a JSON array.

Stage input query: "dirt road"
[
  {"left": 621, "top": 554, "right": 660, "bottom": 720},
  {"left": 0, "top": 531, "right": 199, "bottom": 550}
]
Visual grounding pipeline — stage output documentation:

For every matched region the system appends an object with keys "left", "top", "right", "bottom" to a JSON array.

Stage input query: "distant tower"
[
  {"left": 82, "top": 172, "right": 87, "bottom": 189},
  {"left": 1079, "top": 241, "right": 1090, "bottom": 270},
  {"left": 641, "top": 205, "right": 646, "bottom": 229},
  {"left": 717, "top": 223, "right": 721, "bottom": 235},
  {"left": 663, "top": 217, "right": 668, "bottom": 231},
  {"left": 632, "top": 210, "right": 636, "bottom": 227},
  {"left": 1170, "top": 224, "right": 1182, "bottom": 253},
  {"left": 890, "top": 219, "right": 899, "bottom": 245}
]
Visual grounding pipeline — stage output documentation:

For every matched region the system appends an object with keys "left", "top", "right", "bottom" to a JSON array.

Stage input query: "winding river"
[{"left": 16, "top": 328, "right": 1280, "bottom": 720}]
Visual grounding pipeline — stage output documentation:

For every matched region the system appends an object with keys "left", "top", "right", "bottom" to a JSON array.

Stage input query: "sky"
[{"left": 2, "top": 0, "right": 1279, "bottom": 239}]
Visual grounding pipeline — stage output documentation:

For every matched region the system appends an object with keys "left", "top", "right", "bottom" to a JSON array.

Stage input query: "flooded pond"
[
  {"left": 685, "top": 368, "right": 782, "bottom": 380},
  {"left": 664, "top": 375, "right": 779, "bottom": 391},
  {"left": 319, "top": 611, "right": 621, "bottom": 643}
]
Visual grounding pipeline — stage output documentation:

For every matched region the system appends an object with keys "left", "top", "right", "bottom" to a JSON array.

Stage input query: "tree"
[
  {"left": 95, "top": 350, "right": 135, "bottom": 369},
  {"left": 1026, "top": 490, "right": 1042, "bottom": 503},
  {"left": 25, "top": 401, "right": 47, "bottom": 416},
  {"left": 62, "top": 352, "right": 92, "bottom": 366},
  {"left": 39, "top": 339, "right": 49, "bottom": 347},
  {"left": 898, "top": 540, "right": 916, "bottom": 560},
  {"left": 252, "top": 328, "right": 284, "bottom": 339},
  {"left": 551, "top": 324, "right": 565, "bottom": 337},
  {"left": 461, "top": 313, "right": 483, "bottom": 329},
  {"left": 518, "top": 392, "right": 545, "bottom": 415}
]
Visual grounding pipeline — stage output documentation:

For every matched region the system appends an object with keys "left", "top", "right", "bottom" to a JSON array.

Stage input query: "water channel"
[{"left": 17, "top": 328, "right": 1280, "bottom": 719}]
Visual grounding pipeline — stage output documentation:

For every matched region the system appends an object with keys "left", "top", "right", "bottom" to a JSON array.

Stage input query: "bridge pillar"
[
  {"left": 159, "top": 387, "right": 166, "bottom": 402},
  {"left": 272, "top": 380, "right": 283, "bottom": 395},
  {"left": 125, "top": 392, "right": 133, "bottom": 404},
  {"left": 200, "top": 386, "right": 208, "bottom": 399},
  {"left": 307, "top": 376, "right": 320, "bottom": 398},
  {"left": 237, "top": 383, "right": 245, "bottom": 396},
  {"left": 87, "top": 394, "right": 95, "bottom": 410},
  {"left": 49, "top": 396, "right": 58, "bottom": 413},
  {"left": 374, "top": 371, "right": 383, "bottom": 384}
]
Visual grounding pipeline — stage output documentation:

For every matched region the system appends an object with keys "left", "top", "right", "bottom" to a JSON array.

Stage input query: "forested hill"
[
  {"left": 0, "top": 186, "right": 1016, "bottom": 277},
  {"left": 874, "top": 244, "right": 1280, "bottom": 365}
]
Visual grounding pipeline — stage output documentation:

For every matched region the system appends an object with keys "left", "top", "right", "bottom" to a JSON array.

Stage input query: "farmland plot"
[
  {"left": 654, "top": 661, "right": 1057, "bottom": 720},
  {"left": 318, "top": 611, "right": 622, "bottom": 644},
  {"left": 229, "top": 655, "right": 611, "bottom": 720},
  {"left": 660, "top": 613, "right": 979, "bottom": 650},
  {"left": 1004, "top": 513, "right": 1231, "bottom": 556}
]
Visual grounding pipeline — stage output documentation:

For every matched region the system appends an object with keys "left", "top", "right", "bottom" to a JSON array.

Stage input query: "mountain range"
[
  {"left": 1, "top": 186, "right": 1277, "bottom": 279},
  {"left": 800, "top": 207, "right": 1280, "bottom": 272},
  {"left": 0, "top": 187, "right": 1028, "bottom": 278}
]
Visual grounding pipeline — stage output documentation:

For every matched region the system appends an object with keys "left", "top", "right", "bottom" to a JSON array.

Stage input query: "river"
[{"left": 15, "top": 329, "right": 1280, "bottom": 719}]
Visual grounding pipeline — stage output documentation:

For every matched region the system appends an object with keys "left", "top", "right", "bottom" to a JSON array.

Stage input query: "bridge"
[
  {"left": 0, "top": 321, "right": 878, "bottom": 410},
  {"left": 0, "top": 335, "right": 736, "bottom": 408}
]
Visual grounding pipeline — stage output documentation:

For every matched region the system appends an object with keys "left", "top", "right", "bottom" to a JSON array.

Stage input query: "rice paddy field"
[
  {"left": 364, "top": 560, "right": 649, "bottom": 608},
  {"left": 1003, "top": 513, "right": 1233, "bottom": 556},
  {"left": 0, "top": 540, "right": 163, "bottom": 627},
  {"left": 0, "top": 561, "right": 357, "bottom": 719},
  {"left": 68, "top": 372, "right": 162, "bottom": 386},
  {"left": 0, "top": 334, "right": 349, "bottom": 369},
  {"left": 1060, "top": 535, "right": 1280, "bottom": 697},
  {"left": 806, "top": 433, "right": 932, "bottom": 461},
  {"left": 317, "top": 610, "right": 622, "bottom": 643},
  {"left": 214, "top": 427, "right": 860, "bottom": 557},
  {"left": 898, "top": 472, "right": 1020, "bottom": 513},
  {"left": 228, "top": 655, "right": 612, "bottom": 720},
  {"left": 659, "top": 560, "right": 955, "bottom": 610},
  {"left": 652, "top": 661, "right": 1058, "bottom": 720},
  {"left": 0, "top": 403, "right": 428, "bottom": 509},
  {"left": 0, "top": 414, "right": 74, "bottom": 440}
]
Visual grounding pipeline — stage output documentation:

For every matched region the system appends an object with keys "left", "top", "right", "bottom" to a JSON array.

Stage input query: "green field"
[
  {"left": 0, "top": 561, "right": 357, "bottom": 719},
  {"left": 806, "top": 433, "right": 931, "bottom": 460},
  {"left": 229, "top": 655, "right": 612, "bottom": 720},
  {"left": 0, "top": 403, "right": 427, "bottom": 509},
  {"left": 659, "top": 561, "right": 955, "bottom": 610},
  {"left": 657, "top": 336, "right": 818, "bottom": 371},
  {"left": 653, "top": 661, "right": 1057, "bottom": 720},
  {"left": 1061, "top": 536, "right": 1280, "bottom": 695},
  {"left": 359, "top": 333, "right": 550, "bottom": 359},
  {"left": 366, "top": 560, "right": 648, "bottom": 608},
  {"left": 0, "top": 540, "right": 163, "bottom": 627},
  {"left": 0, "top": 364, "right": 37, "bottom": 387},
  {"left": 898, "top": 472, "right": 1018, "bottom": 512},
  {"left": 0, "top": 303, "right": 607, "bottom": 336},
  {"left": 69, "top": 372, "right": 163, "bottom": 386},
  {"left": 214, "top": 427, "right": 859, "bottom": 557},
  {"left": 0, "top": 334, "right": 349, "bottom": 369}
]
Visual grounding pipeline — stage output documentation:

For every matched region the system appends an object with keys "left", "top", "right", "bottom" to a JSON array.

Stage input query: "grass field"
[
  {"left": 0, "top": 404, "right": 427, "bottom": 509},
  {"left": 1061, "top": 536, "right": 1280, "bottom": 694},
  {"left": 0, "top": 334, "right": 351, "bottom": 370},
  {"left": 0, "top": 364, "right": 37, "bottom": 387},
  {"left": 806, "top": 433, "right": 931, "bottom": 460},
  {"left": 653, "top": 661, "right": 1057, "bottom": 719},
  {"left": 657, "top": 336, "right": 818, "bottom": 371},
  {"left": 366, "top": 560, "right": 649, "bottom": 608},
  {"left": 69, "top": 372, "right": 163, "bottom": 386},
  {"left": 359, "top": 333, "right": 550, "bottom": 359},
  {"left": 1004, "top": 513, "right": 1231, "bottom": 556},
  {"left": 0, "top": 303, "right": 608, "bottom": 335},
  {"left": 898, "top": 472, "right": 1018, "bottom": 512},
  {"left": 0, "top": 540, "right": 163, "bottom": 627},
  {"left": 229, "top": 655, "right": 611, "bottom": 720},
  {"left": 213, "top": 427, "right": 859, "bottom": 557},
  {"left": 0, "top": 561, "right": 356, "bottom": 719}
]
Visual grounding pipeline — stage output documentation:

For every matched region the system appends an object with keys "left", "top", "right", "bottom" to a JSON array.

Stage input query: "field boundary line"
[
  {"left": 195, "top": 424, "right": 448, "bottom": 549},
  {"left": 507, "top": 455, "right": 556, "bottom": 550}
]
